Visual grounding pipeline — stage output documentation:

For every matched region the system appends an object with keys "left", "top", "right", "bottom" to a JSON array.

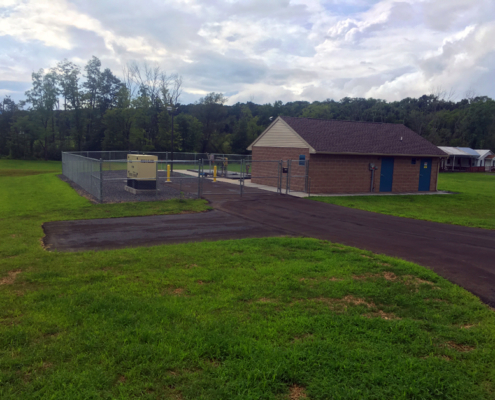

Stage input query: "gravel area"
[{"left": 59, "top": 171, "right": 199, "bottom": 203}]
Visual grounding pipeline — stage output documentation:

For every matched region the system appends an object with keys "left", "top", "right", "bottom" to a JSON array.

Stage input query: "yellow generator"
[{"left": 126, "top": 154, "right": 157, "bottom": 191}]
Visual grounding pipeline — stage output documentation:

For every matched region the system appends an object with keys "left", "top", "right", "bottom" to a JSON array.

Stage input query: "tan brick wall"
[
  {"left": 391, "top": 157, "right": 421, "bottom": 192},
  {"left": 431, "top": 158, "right": 439, "bottom": 191},
  {"left": 308, "top": 154, "right": 381, "bottom": 194},
  {"left": 251, "top": 147, "right": 310, "bottom": 191},
  {"left": 251, "top": 147, "right": 440, "bottom": 194}
]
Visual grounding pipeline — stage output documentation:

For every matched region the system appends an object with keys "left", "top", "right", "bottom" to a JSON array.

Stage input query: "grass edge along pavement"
[
  {"left": 309, "top": 173, "right": 495, "bottom": 230},
  {"left": 0, "top": 161, "right": 494, "bottom": 399}
]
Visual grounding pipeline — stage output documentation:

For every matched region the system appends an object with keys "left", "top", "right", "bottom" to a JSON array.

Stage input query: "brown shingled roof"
[{"left": 280, "top": 116, "right": 446, "bottom": 156}]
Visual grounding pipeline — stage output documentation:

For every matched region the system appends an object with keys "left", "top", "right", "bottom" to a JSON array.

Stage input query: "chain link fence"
[
  {"left": 62, "top": 152, "right": 103, "bottom": 200},
  {"left": 62, "top": 151, "right": 309, "bottom": 202}
]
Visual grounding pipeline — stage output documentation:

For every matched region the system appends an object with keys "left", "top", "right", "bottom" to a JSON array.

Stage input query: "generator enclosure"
[{"left": 126, "top": 154, "right": 157, "bottom": 190}]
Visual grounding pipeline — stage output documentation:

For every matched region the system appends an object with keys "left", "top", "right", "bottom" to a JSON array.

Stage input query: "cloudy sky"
[{"left": 1, "top": 0, "right": 494, "bottom": 105}]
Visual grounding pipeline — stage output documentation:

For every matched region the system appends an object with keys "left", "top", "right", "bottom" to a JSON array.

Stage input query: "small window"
[
  {"left": 411, "top": 158, "right": 416, "bottom": 165},
  {"left": 299, "top": 155, "right": 306, "bottom": 166}
]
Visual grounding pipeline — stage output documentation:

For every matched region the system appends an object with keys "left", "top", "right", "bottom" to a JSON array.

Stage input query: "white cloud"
[{"left": 0, "top": 0, "right": 494, "bottom": 104}]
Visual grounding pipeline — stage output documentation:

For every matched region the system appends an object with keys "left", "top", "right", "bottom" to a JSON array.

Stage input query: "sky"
[{"left": 0, "top": 0, "right": 494, "bottom": 105}]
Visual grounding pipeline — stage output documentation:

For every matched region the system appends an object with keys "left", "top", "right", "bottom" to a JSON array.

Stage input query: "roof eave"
[{"left": 313, "top": 151, "right": 448, "bottom": 158}]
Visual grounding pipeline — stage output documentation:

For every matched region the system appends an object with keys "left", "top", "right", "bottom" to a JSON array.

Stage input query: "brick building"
[{"left": 247, "top": 116, "right": 447, "bottom": 194}]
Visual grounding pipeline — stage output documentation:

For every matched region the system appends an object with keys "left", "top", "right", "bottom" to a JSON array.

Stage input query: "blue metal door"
[
  {"left": 379, "top": 157, "right": 394, "bottom": 192},
  {"left": 418, "top": 158, "right": 432, "bottom": 191}
]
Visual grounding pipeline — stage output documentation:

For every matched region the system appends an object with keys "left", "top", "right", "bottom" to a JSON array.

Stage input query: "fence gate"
[
  {"left": 284, "top": 159, "right": 310, "bottom": 196},
  {"left": 197, "top": 159, "right": 311, "bottom": 198},
  {"left": 198, "top": 159, "right": 284, "bottom": 197}
]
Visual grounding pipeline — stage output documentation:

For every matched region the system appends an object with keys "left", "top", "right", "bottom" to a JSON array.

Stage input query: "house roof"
[
  {"left": 438, "top": 146, "right": 478, "bottom": 157},
  {"left": 475, "top": 149, "right": 493, "bottom": 158},
  {"left": 278, "top": 116, "right": 446, "bottom": 156},
  {"left": 458, "top": 147, "right": 481, "bottom": 157}
]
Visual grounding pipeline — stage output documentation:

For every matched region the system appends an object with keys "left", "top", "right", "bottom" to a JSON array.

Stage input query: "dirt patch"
[
  {"left": 460, "top": 324, "right": 475, "bottom": 329},
  {"left": 0, "top": 270, "right": 21, "bottom": 285},
  {"left": 404, "top": 276, "right": 440, "bottom": 291},
  {"left": 257, "top": 297, "right": 274, "bottom": 303},
  {"left": 301, "top": 295, "right": 375, "bottom": 309},
  {"left": 342, "top": 295, "right": 374, "bottom": 307},
  {"left": 173, "top": 288, "right": 185, "bottom": 295},
  {"left": 363, "top": 310, "right": 400, "bottom": 320},
  {"left": 118, "top": 375, "right": 126, "bottom": 384},
  {"left": 296, "top": 296, "right": 400, "bottom": 320},
  {"left": 353, "top": 272, "right": 398, "bottom": 281},
  {"left": 446, "top": 341, "right": 475, "bottom": 352},
  {"left": 289, "top": 385, "right": 307, "bottom": 399},
  {"left": 300, "top": 277, "right": 342, "bottom": 282},
  {"left": 204, "top": 359, "right": 220, "bottom": 367},
  {"left": 42, "top": 362, "right": 53, "bottom": 370},
  {"left": 292, "top": 334, "right": 314, "bottom": 343},
  {"left": 422, "top": 355, "right": 452, "bottom": 361},
  {"left": 411, "top": 277, "right": 435, "bottom": 285},
  {"left": 352, "top": 272, "right": 440, "bottom": 289}
]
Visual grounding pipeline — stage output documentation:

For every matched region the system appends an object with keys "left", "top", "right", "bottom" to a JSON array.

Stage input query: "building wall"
[
  {"left": 251, "top": 147, "right": 310, "bottom": 191},
  {"left": 310, "top": 155, "right": 440, "bottom": 193},
  {"left": 251, "top": 146, "right": 440, "bottom": 193}
]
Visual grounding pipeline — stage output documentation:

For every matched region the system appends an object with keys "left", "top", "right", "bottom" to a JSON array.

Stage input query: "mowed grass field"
[
  {"left": 310, "top": 173, "right": 495, "bottom": 229},
  {"left": 1, "top": 161, "right": 495, "bottom": 399}
]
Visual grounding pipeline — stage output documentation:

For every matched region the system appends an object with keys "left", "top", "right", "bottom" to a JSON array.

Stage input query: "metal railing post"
[
  {"left": 197, "top": 159, "right": 202, "bottom": 198},
  {"left": 286, "top": 160, "right": 290, "bottom": 195},
  {"left": 99, "top": 158, "right": 103, "bottom": 203},
  {"left": 305, "top": 160, "right": 309, "bottom": 193}
]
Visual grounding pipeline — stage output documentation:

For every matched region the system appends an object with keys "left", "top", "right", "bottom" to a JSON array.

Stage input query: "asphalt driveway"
[{"left": 43, "top": 185, "right": 495, "bottom": 307}]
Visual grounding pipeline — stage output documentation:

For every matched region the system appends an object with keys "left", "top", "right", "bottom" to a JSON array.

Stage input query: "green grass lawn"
[
  {"left": 310, "top": 173, "right": 495, "bottom": 230},
  {"left": 1, "top": 162, "right": 494, "bottom": 399},
  {"left": 0, "top": 159, "right": 62, "bottom": 177}
]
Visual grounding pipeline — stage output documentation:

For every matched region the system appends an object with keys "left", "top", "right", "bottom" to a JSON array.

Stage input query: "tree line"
[{"left": 1, "top": 56, "right": 494, "bottom": 160}]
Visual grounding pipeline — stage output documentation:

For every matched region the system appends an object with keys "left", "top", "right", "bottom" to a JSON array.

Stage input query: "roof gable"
[
  {"left": 475, "top": 149, "right": 494, "bottom": 158},
  {"left": 280, "top": 116, "right": 446, "bottom": 157},
  {"left": 247, "top": 117, "right": 315, "bottom": 152}
]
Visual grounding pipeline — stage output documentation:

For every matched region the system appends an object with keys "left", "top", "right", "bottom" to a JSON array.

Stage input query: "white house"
[
  {"left": 438, "top": 147, "right": 478, "bottom": 171},
  {"left": 475, "top": 150, "right": 495, "bottom": 170}
]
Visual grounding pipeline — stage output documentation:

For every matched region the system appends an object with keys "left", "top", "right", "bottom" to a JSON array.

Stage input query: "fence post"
[
  {"left": 99, "top": 158, "right": 103, "bottom": 203},
  {"left": 197, "top": 159, "right": 202, "bottom": 199},
  {"left": 305, "top": 160, "right": 309, "bottom": 193},
  {"left": 286, "top": 160, "right": 290, "bottom": 195}
]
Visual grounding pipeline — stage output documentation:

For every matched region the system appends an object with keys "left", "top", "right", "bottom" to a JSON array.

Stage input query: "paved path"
[
  {"left": 213, "top": 195, "right": 495, "bottom": 307},
  {"left": 43, "top": 181, "right": 495, "bottom": 306},
  {"left": 43, "top": 209, "right": 288, "bottom": 252}
]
